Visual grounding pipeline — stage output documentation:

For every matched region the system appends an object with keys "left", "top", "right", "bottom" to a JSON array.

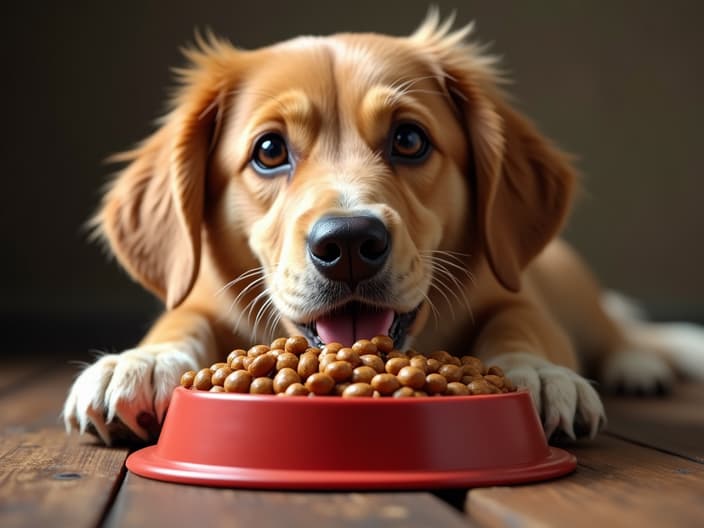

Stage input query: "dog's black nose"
[{"left": 308, "top": 215, "right": 391, "bottom": 288}]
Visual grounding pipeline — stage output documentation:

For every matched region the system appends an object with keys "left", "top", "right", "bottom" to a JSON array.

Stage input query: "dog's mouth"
[{"left": 295, "top": 301, "right": 420, "bottom": 349}]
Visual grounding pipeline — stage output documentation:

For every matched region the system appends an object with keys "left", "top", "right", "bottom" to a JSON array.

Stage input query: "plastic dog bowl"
[{"left": 127, "top": 387, "right": 576, "bottom": 489}]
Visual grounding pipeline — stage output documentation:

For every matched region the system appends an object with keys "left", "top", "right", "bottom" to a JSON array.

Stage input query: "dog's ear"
[
  {"left": 97, "top": 35, "right": 238, "bottom": 308},
  {"left": 412, "top": 14, "right": 577, "bottom": 292}
]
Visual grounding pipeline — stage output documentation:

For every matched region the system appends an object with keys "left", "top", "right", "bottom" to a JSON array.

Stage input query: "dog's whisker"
[
  {"left": 427, "top": 280, "right": 456, "bottom": 321},
  {"left": 421, "top": 291, "right": 441, "bottom": 330},
  {"left": 429, "top": 261, "right": 474, "bottom": 322},
  {"left": 253, "top": 295, "right": 276, "bottom": 342},
  {"left": 215, "top": 267, "right": 265, "bottom": 297},
  {"left": 225, "top": 275, "right": 270, "bottom": 322}
]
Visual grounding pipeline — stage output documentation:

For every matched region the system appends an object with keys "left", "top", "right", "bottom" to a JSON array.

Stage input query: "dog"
[{"left": 64, "top": 12, "right": 704, "bottom": 445}]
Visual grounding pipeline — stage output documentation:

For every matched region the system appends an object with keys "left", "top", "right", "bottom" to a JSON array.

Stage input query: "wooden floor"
[{"left": 1, "top": 357, "right": 703, "bottom": 527}]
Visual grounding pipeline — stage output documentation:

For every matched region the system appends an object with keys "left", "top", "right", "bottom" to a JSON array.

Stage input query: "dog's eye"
[
  {"left": 391, "top": 123, "right": 430, "bottom": 162},
  {"left": 251, "top": 133, "right": 291, "bottom": 174}
]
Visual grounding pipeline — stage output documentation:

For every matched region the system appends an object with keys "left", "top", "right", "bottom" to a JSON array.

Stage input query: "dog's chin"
[{"left": 294, "top": 301, "right": 421, "bottom": 350}]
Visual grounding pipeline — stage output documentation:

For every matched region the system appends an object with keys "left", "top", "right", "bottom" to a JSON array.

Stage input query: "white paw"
[
  {"left": 491, "top": 353, "right": 606, "bottom": 440},
  {"left": 63, "top": 343, "right": 199, "bottom": 445},
  {"left": 601, "top": 348, "right": 675, "bottom": 394}
]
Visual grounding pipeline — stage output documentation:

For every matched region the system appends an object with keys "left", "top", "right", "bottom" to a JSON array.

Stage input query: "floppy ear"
[
  {"left": 412, "top": 14, "right": 577, "bottom": 292},
  {"left": 97, "top": 36, "right": 238, "bottom": 308}
]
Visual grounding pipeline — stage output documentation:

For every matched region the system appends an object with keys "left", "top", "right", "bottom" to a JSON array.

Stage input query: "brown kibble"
[
  {"left": 372, "top": 390, "right": 382, "bottom": 398},
  {"left": 342, "top": 383, "right": 374, "bottom": 397},
  {"left": 211, "top": 366, "right": 233, "bottom": 386},
  {"left": 193, "top": 368, "right": 213, "bottom": 391},
  {"left": 285, "top": 335, "right": 309, "bottom": 355},
  {"left": 360, "top": 354, "right": 385, "bottom": 373},
  {"left": 250, "top": 377, "right": 274, "bottom": 394},
  {"left": 438, "top": 364, "right": 463, "bottom": 383},
  {"left": 461, "top": 364, "right": 482, "bottom": 377},
  {"left": 352, "top": 339, "right": 378, "bottom": 356},
  {"left": 446, "top": 382, "right": 470, "bottom": 396},
  {"left": 180, "top": 370, "right": 196, "bottom": 388},
  {"left": 210, "top": 385, "right": 226, "bottom": 393},
  {"left": 387, "top": 349, "right": 406, "bottom": 359},
  {"left": 336, "top": 347, "right": 361, "bottom": 367},
  {"left": 385, "top": 357, "right": 410, "bottom": 375},
  {"left": 304, "top": 346, "right": 322, "bottom": 356},
  {"left": 467, "top": 379, "right": 493, "bottom": 395},
  {"left": 371, "top": 373, "right": 401, "bottom": 395},
  {"left": 224, "top": 370, "right": 252, "bottom": 393},
  {"left": 424, "top": 373, "right": 448, "bottom": 395},
  {"left": 371, "top": 335, "right": 394, "bottom": 353},
  {"left": 334, "top": 383, "right": 351, "bottom": 396},
  {"left": 320, "top": 342, "right": 343, "bottom": 356},
  {"left": 318, "top": 353, "right": 338, "bottom": 373},
  {"left": 430, "top": 350, "right": 452, "bottom": 363},
  {"left": 484, "top": 374, "right": 505, "bottom": 389},
  {"left": 209, "top": 362, "right": 228, "bottom": 373},
  {"left": 247, "top": 344, "right": 270, "bottom": 357},
  {"left": 461, "top": 356, "right": 485, "bottom": 373},
  {"left": 409, "top": 356, "right": 428, "bottom": 373},
  {"left": 413, "top": 390, "right": 428, "bottom": 397},
  {"left": 273, "top": 368, "right": 301, "bottom": 394},
  {"left": 352, "top": 366, "right": 377, "bottom": 384},
  {"left": 268, "top": 348, "right": 285, "bottom": 358},
  {"left": 242, "top": 356, "right": 254, "bottom": 370},
  {"left": 487, "top": 365, "right": 505, "bottom": 377},
  {"left": 397, "top": 366, "right": 426, "bottom": 389},
  {"left": 284, "top": 382, "right": 309, "bottom": 396},
  {"left": 230, "top": 355, "right": 247, "bottom": 370},
  {"left": 426, "top": 358, "right": 441, "bottom": 373},
  {"left": 248, "top": 352, "right": 276, "bottom": 378},
  {"left": 270, "top": 337, "right": 287, "bottom": 350},
  {"left": 297, "top": 352, "right": 319, "bottom": 380},
  {"left": 325, "top": 361, "right": 354, "bottom": 383},
  {"left": 392, "top": 386, "right": 415, "bottom": 398},
  {"left": 305, "top": 373, "right": 335, "bottom": 395},
  {"left": 276, "top": 352, "right": 299, "bottom": 371},
  {"left": 226, "top": 349, "right": 247, "bottom": 365}
]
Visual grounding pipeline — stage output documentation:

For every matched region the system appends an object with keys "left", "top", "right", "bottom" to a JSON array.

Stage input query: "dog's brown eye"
[
  {"left": 252, "top": 133, "right": 291, "bottom": 174},
  {"left": 391, "top": 123, "right": 430, "bottom": 161}
]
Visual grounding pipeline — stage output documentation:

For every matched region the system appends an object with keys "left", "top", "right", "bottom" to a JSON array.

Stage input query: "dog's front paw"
[
  {"left": 490, "top": 353, "right": 606, "bottom": 440},
  {"left": 63, "top": 343, "right": 199, "bottom": 446},
  {"left": 600, "top": 348, "right": 675, "bottom": 395}
]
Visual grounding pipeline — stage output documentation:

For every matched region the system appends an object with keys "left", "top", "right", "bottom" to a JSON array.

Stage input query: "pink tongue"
[{"left": 316, "top": 308, "right": 395, "bottom": 347}]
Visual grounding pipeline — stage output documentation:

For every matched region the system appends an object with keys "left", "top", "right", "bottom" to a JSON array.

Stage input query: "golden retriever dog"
[{"left": 64, "top": 12, "right": 704, "bottom": 445}]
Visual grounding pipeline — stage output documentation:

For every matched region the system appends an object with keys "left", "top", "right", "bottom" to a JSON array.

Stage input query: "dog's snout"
[{"left": 308, "top": 215, "right": 390, "bottom": 288}]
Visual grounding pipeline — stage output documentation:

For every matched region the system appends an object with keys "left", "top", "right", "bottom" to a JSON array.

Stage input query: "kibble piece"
[
  {"left": 462, "top": 356, "right": 485, "bottom": 373},
  {"left": 387, "top": 349, "right": 407, "bottom": 359},
  {"left": 318, "top": 353, "right": 338, "bottom": 373},
  {"left": 336, "top": 347, "right": 361, "bottom": 367},
  {"left": 273, "top": 367, "right": 301, "bottom": 394},
  {"left": 371, "top": 335, "right": 394, "bottom": 353},
  {"left": 269, "top": 348, "right": 285, "bottom": 358},
  {"left": 211, "top": 366, "right": 233, "bottom": 387},
  {"left": 392, "top": 386, "right": 415, "bottom": 398},
  {"left": 325, "top": 361, "right": 354, "bottom": 383},
  {"left": 487, "top": 365, "right": 505, "bottom": 377},
  {"left": 397, "top": 366, "right": 426, "bottom": 389},
  {"left": 385, "top": 357, "right": 410, "bottom": 375},
  {"left": 413, "top": 390, "right": 429, "bottom": 397},
  {"left": 284, "top": 382, "right": 309, "bottom": 396},
  {"left": 342, "top": 383, "right": 374, "bottom": 397},
  {"left": 180, "top": 370, "right": 196, "bottom": 388},
  {"left": 334, "top": 383, "right": 351, "bottom": 396},
  {"left": 305, "top": 373, "right": 336, "bottom": 395},
  {"left": 426, "top": 358, "right": 441, "bottom": 373},
  {"left": 250, "top": 377, "right": 275, "bottom": 394},
  {"left": 360, "top": 354, "right": 385, "bottom": 374},
  {"left": 304, "top": 346, "right": 322, "bottom": 356},
  {"left": 424, "top": 373, "right": 448, "bottom": 395},
  {"left": 270, "top": 337, "right": 287, "bottom": 350},
  {"left": 224, "top": 370, "right": 252, "bottom": 393},
  {"left": 467, "top": 379, "right": 493, "bottom": 395},
  {"left": 242, "top": 356, "right": 254, "bottom": 370},
  {"left": 226, "top": 349, "right": 247, "bottom": 365},
  {"left": 371, "top": 373, "right": 401, "bottom": 395},
  {"left": 297, "top": 351, "right": 319, "bottom": 380},
  {"left": 484, "top": 374, "right": 505, "bottom": 389},
  {"left": 230, "top": 355, "right": 247, "bottom": 370},
  {"left": 409, "top": 356, "right": 428, "bottom": 373},
  {"left": 194, "top": 368, "right": 213, "bottom": 391},
  {"left": 352, "top": 366, "right": 377, "bottom": 384},
  {"left": 430, "top": 350, "right": 452, "bottom": 363},
  {"left": 446, "top": 382, "right": 470, "bottom": 396},
  {"left": 247, "top": 344, "right": 270, "bottom": 357},
  {"left": 276, "top": 352, "right": 299, "bottom": 371},
  {"left": 461, "top": 364, "right": 482, "bottom": 377},
  {"left": 209, "top": 362, "right": 228, "bottom": 373},
  {"left": 352, "top": 339, "right": 378, "bottom": 356},
  {"left": 210, "top": 385, "right": 226, "bottom": 393},
  {"left": 320, "top": 342, "right": 343, "bottom": 356},
  {"left": 439, "top": 364, "right": 463, "bottom": 383},
  {"left": 285, "top": 336, "right": 309, "bottom": 355},
  {"left": 248, "top": 353, "right": 276, "bottom": 378}
]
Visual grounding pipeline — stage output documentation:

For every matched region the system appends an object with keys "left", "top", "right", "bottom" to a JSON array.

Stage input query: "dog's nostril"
[
  {"left": 360, "top": 237, "right": 388, "bottom": 261},
  {"left": 318, "top": 242, "right": 341, "bottom": 263}
]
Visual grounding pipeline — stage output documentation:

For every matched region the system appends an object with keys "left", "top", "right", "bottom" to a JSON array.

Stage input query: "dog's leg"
[
  {"left": 63, "top": 307, "right": 225, "bottom": 445},
  {"left": 473, "top": 303, "right": 606, "bottom": 440}
]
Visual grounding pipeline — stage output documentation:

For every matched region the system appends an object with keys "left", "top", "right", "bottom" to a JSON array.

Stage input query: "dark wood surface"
[{"left": 1, "top": 358, "right": 703, "bottom": 528}]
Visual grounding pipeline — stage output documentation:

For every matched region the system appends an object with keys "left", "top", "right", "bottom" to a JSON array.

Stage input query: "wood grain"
[
  {"left": 603, "top": 382, "right": 704, "bottom": 462},
  {"left": 105, "top": 473, "right": 475, "bottom": 528},
  {"left": 466, "top": 435, "right": 704, "bottom": 527}
]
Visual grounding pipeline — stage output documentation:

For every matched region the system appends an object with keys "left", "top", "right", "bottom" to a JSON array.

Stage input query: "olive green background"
[{"left": 3, "top": 1, "right": 702, "bottom": 351}]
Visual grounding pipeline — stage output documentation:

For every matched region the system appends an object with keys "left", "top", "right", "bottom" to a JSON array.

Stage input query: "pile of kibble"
[{"left": 180, "top": 335, "right": 515, "bottom": 397}]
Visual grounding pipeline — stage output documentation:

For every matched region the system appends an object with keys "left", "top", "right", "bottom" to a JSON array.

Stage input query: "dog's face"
[{"left": 99, "top": 16, "right": 575, "bottom": 349}]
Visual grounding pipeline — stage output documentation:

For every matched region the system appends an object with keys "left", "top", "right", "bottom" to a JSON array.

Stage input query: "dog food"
[{"left": 180, "top": 335, "right": 515, "bottom": 397}]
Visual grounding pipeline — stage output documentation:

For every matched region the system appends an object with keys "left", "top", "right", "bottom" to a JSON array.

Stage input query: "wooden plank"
[
  {"left": 105, "top": 473, "right": 474, "bottom": 528},
  {"left": 0, "top": 428, "right": 128, "bottom": 528},
  {"left": 465, "top": 435, "right": 704, "bottom": 528},
  {"left": 603, "top": 382, "right": 704, "bottom": 462}
]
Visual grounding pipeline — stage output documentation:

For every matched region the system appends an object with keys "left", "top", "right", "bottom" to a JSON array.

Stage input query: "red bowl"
[{"left": 127, "top": 387, "right": 576, "bottom": 489}]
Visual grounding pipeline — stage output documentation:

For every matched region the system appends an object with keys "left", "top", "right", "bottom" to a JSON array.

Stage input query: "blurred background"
[{"left": 2, "top": 0, "right": 702, "bottom": 357}]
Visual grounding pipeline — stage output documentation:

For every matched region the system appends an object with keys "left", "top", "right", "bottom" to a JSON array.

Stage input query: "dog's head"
[{"left": 98, "top": 14, "right": 576, "bottom": 348}]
